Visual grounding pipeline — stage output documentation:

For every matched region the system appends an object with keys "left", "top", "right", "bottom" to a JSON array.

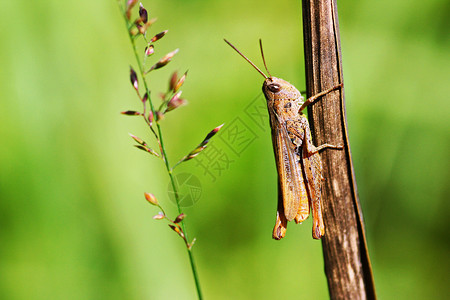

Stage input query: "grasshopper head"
[{"left": 263, "top": 77, "right": 302, "bottom": 102}]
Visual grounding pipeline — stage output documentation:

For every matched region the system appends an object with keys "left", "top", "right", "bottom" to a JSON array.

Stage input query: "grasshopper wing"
[{"left": 270, "top": 114, "right": 309, "bottom": 221}]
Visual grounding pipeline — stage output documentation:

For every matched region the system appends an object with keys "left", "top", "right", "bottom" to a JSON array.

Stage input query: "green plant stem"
[
  {"left": 120, "top": 8, "right": 203, "bottom": 300},
  {"left": 167, "top": 170, "right": 202, "bottom": 299}
]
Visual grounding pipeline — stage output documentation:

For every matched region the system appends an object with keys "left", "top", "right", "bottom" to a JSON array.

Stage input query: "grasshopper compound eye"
[{"left": 268, "top": 83, "right": 281, "bottom": 93}]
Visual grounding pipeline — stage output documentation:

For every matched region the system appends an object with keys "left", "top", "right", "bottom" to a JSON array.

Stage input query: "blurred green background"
[{"left": 1, "top": 0, "right": 449, "bottom": 299}]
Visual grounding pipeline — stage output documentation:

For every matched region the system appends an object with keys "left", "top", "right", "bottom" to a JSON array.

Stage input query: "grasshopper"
[{"left": 225, "top": 39, "right": 343, "bottom": 240}]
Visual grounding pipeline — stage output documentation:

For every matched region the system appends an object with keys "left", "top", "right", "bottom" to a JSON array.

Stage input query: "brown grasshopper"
[{"left": 224, "top": 39, "right": 343, "bottom": 240}]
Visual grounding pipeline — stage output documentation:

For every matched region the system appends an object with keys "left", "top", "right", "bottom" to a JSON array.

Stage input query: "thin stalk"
[
  {"left": 167, "top": 170, "right": 202, "bottom": 299},
  {"left": 301, "top": 0, "right": 376, "bottom": 298},
  {"left": 119, "top": 7, "right": 203, "bottom": 300}
]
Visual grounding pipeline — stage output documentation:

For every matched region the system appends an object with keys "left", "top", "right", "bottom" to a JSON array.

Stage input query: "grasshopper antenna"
[
  {"left": 224, "top": 39, "right": 268, "bottom": 80},
  {"left": 259, "top": 39, "right": 272, "bottom": 79}
]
